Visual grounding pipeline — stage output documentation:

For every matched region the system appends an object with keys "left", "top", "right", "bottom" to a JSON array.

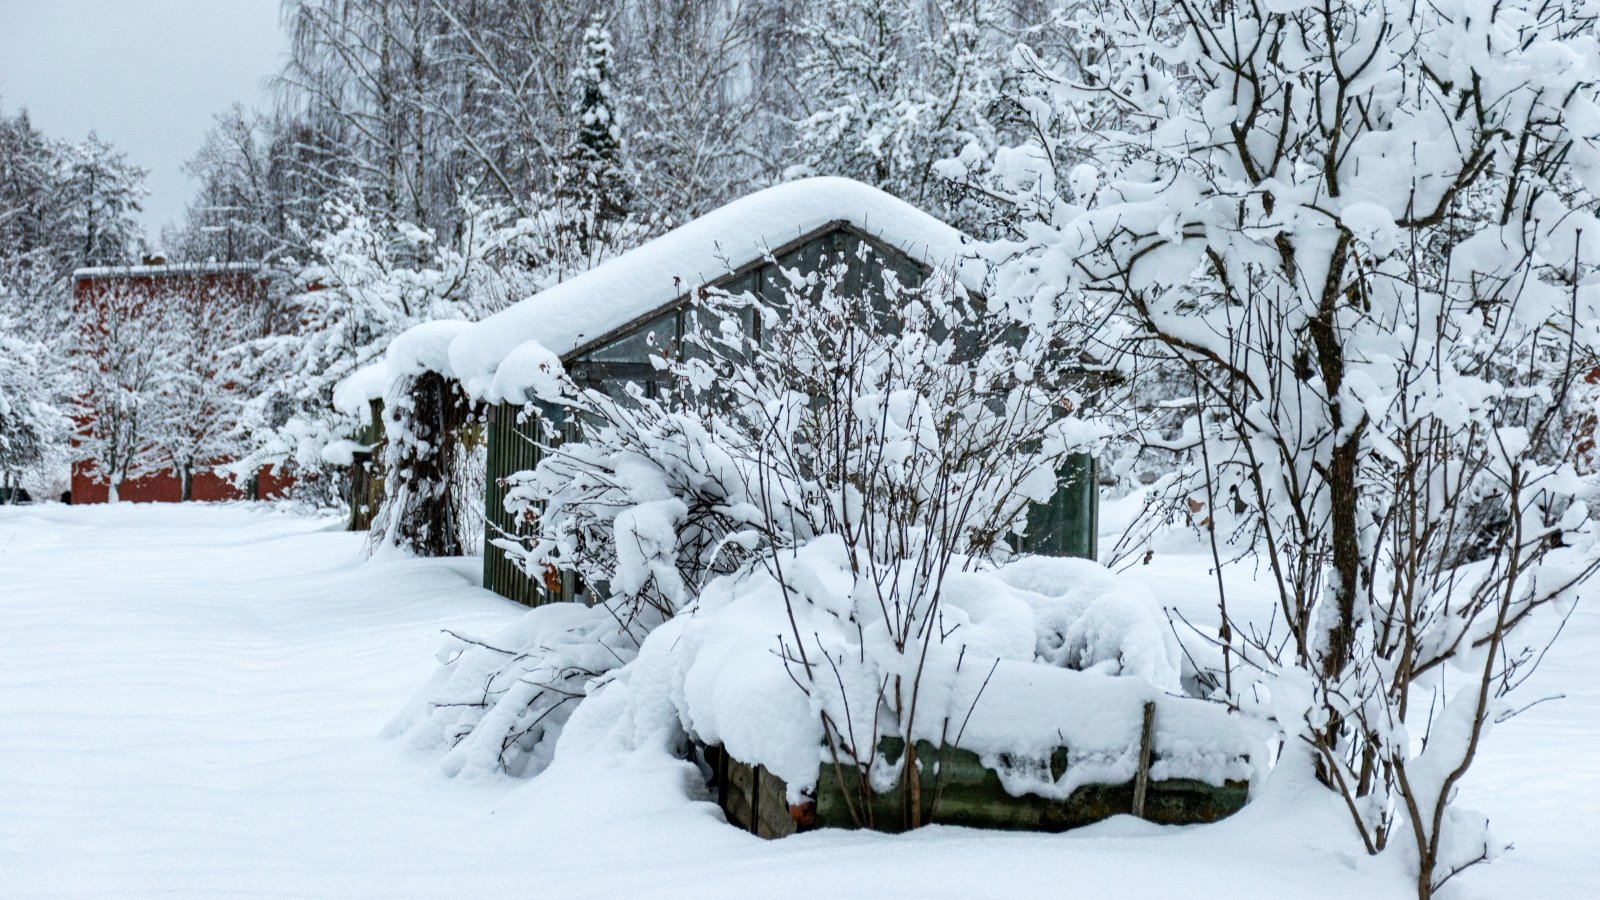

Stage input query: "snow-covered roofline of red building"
[{"left": 72, "top": 261, "right": 261, "bottom": 281}]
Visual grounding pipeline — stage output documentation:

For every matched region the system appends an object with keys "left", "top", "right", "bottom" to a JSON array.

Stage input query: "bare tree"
[
  {"left": 71, "top": 281, "right": 177, "bottom": 501},
  {"left": 963, "top": 1, "right": 1600, "bottom": 895}
]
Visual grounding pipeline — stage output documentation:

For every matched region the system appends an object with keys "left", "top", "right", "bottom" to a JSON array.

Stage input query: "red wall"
[
  {"left": 257, "top": 467, "right": 294, "bottom": 500},
  {"left": 69, "top": 266, "right": 296, "bottom": 505},
  {"left": 69, "top": 462, "right": 292, "bottom": 504}
]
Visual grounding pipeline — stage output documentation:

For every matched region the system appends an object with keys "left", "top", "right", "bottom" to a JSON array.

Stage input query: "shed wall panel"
[{"left": 483, "top": 401, "right": 547, "bottom": 605}]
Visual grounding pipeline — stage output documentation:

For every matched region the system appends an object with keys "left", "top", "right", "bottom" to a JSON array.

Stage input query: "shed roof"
[{"left": 449, "top": 177, "right": 982, "bottom": 403}]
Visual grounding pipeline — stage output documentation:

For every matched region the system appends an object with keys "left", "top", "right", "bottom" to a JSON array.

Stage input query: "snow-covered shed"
[{"left": 452, "top": 177, "right": 1097, "bottom": 604}]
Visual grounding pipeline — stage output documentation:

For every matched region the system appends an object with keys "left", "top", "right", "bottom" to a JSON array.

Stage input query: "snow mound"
[
  {"left": 487, "top": 337, "right": 567, "bottom": 406},
  {"left": 995, "top": 555, "right": 1183, "bottom": 691},
  {"left": 609, "top": 542, "right": 1255, "bottom": 801},
  {"left": 332, "top": 362, "right": 389, "bottom": 418},
  {"left": 385, "top": 319, "right": 471, "bottom": 379},
  {"left": 319, "top": 439, "right": 366, "bottom": 467}
]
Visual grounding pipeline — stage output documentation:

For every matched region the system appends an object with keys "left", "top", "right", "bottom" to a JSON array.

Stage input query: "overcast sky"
[{"left": 0, "top": 0, "right": 286, "bottom": 247}]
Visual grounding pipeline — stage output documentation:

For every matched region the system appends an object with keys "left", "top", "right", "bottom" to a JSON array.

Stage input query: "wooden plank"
[{"left": 1131, "top": 701, "right": 1155, "bottom": 818}]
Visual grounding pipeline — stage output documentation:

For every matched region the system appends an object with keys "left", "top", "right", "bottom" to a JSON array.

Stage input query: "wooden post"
[
  {"left": 1132, "top": 701, "right": 1155, "bottom": 819},
  {"left": 750, "top": 762, "right": 762, "bottom": 836}
]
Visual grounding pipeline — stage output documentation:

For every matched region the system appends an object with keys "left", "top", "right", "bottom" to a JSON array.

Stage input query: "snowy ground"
[{"left": 1, "top": 504, "right": 1594, "bottom": 899}]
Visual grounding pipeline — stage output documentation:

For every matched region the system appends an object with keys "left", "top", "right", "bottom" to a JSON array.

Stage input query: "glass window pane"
[{"left": 587, "top": 310, "right": 679, "bottom": 362}]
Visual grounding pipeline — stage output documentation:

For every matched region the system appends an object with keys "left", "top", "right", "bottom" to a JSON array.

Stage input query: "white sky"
[{"left": 0, "top": 0, "right": 286, "bottom": 248}]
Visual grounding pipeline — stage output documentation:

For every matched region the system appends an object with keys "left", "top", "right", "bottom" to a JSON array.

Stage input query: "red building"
[{"left": 70, "top": 261, "right": 292, "bottom": 503}]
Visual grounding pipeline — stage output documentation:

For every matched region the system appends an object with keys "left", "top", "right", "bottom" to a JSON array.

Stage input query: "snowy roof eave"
[
  {"left": 449, "top": 177, "right": 985, "bottom": 405},
  {"left": 332, "top": 361, "right": 389, "bottom": 419}
]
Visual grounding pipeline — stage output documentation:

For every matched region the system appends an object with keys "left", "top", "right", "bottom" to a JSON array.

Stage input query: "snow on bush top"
[
  {"left": 449, "top": 176, "right": 984, "bottom": 403},
  {"left": 325, "top": 360, "right": 396, "bottom": 464},
  {"left": 335, "top": 319, "right": 473, "bottom": 420},
  {"left": 488, "top": 338, "right": 567, "bottom": 408},
  {"left": 331, "top": 319, "right": 471, "bottom": 424},
  {"left": 622, "top": 541, "right": 1261, "bottom": 802}
]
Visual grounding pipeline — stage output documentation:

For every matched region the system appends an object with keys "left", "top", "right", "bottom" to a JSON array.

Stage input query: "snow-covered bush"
[
  {"left": 948, "top": 1, "right": 1600, "bottom": 894},
  {"left": 450, "top": 250, "right": 1122, "bottom": 813},
  {"left": 367, "top": 322, "right": 487, "bottom": 558},
  {"left": 386, "top": 600, "right": 650, "bottom": 778},
  {"left": 617, "top": 545, "right": 1249, "bottom": 812},
  {"left": 230, "top": 195, "right": 541, "bottom": 485},
  {"left": 994, "top": 555, "right": 1180, "bottom": 690},
  {"left": 230, "top": 174, "right": 653, "bottom": 512}
]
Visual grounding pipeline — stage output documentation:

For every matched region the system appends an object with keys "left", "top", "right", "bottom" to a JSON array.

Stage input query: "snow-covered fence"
[{"left": 708, "top": 703, "right": 1249, "bottom": 838}]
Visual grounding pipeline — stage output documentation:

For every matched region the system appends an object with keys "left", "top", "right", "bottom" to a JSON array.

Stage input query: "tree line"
[
  {"left": 168, "top": 0, "right": 1039, "bottom": 267},
  {"left": 0, "top": 109, "right": 146, "bottom": 493}
]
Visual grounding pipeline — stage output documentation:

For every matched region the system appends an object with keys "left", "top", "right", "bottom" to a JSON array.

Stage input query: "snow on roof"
[
  {"left": 387, "top": 320, "right": 471, "bottom": 380},
  {"left": 332, "top": 321, "right": 468, "bottom": 424},
  {"left": 72, "top": 261, "right": 261, "bottom": 280},
  {"left": 450, "top": 177, "right": 984, "bottom": 404},
  {"left": 332, "top": 362, "right": 390, "bottom": 418}
]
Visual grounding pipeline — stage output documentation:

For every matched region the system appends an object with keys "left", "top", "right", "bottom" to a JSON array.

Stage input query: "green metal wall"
[
  {"left": 483, "top": 401, "right": 547, "bottom": 605},
  {"left": 346, "top": 398, "right": 386, "bottom": 532},
  {"left": 1018, "top": 452, "right": 1099, "bottom": 561}
]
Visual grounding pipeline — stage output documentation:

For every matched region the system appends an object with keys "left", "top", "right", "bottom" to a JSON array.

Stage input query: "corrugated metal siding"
[{"left": 483, "top": 401, "right": 546, "bottom": 605}]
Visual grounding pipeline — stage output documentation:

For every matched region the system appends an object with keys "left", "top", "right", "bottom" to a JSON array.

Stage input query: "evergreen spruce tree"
[{"left": 557, "top": 17, "right": 632, "bottom": 253}]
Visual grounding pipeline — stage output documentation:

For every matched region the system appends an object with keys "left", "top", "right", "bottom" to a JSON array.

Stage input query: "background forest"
[{"left": 1, "top": 0, "right": 1055, "bottom": 496}]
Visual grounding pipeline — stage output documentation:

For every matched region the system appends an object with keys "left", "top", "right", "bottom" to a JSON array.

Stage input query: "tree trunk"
[
  {"left": 1307, "top": 244, "right": 1366, "bottom": 787},
  {"left": 1322, "top": 433, "right": 1362, "bottom": 678},
  {"left": 1309, "top": 258, "right": 1365, "bottom": 680},
  {"left": 904, "top": 739, "right": 922, "bottom": 829}
]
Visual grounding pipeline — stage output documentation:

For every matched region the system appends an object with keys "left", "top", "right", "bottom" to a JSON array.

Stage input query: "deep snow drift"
[{"left": 1, "top": 504, "right": 1595, "bottom": 899}]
